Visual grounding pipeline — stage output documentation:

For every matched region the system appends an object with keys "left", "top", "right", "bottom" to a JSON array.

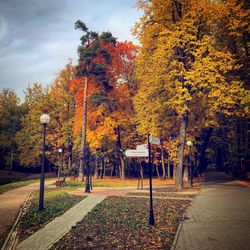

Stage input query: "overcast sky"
[{"left": 0, "top": 0, "right": 142, "bottom": 100}]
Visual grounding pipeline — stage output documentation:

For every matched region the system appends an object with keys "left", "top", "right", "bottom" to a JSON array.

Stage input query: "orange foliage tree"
[{"left": 72, "top": 30, "right": 138, "bottom": 180}]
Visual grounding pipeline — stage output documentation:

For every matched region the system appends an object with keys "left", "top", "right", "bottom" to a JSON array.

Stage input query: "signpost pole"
[{"left": 148, "top": 134, "right": 155, "bottom": 226}]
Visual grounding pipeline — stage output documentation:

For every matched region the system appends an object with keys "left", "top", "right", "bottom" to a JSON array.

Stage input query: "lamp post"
[
  {"left": 39, "top": 114, "right": 50, "bottom": 211},
  {"left": 58, "top": 148, "right": 63, "bottom": 180},
  {"left": 186, "top": 141, "right": 193, "bottom": 187},
  {"left": 148, "top": 134, "right": 155, "bottom": 226}
]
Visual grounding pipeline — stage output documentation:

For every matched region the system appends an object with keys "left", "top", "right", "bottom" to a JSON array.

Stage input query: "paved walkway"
[
  {"left": 0, "top": 179, "right": 55, "bottom": 246},
  {"left": 16, "top": 195, "right": 106, "bottom": 250},
  {"left": 173, "top": 170, "right": 250, "bottom": 250}
]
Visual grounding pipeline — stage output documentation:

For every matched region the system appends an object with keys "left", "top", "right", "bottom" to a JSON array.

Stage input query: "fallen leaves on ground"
[
  {"left": 52, "top": 197, "right": 191, "bottom": 250},
  {"left": 127, "top": 192, "right": 196, "bottom": 198},
  {"left": 91, "top": 177, "right": 175, "bottom": 187}
]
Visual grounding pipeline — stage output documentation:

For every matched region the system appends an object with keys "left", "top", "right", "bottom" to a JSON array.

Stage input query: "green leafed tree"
[
  {"left": 0, "top": 89, "right": 24, "bottom": 170},
  {"left": 16, "top": 84, "right": 53, "bottom": 168},
  {"left": 74, "top": 20, "right": 116, "bottom": 190}
]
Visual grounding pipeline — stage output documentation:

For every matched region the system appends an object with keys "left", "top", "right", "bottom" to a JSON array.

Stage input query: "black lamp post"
[
  {"left": 85, "top": 148, "right": 91, "bottom": 193},
  {"left": 186, "top": 140, "right": 193, "bottom": 187},
  {"left": 58, "top": 148, "right": 63, "bottom": 180},
  {"left": 39, "top": 114, "right": 50, "bottom": 211},
  {"left": 148, "top": 134, "right": 155, "bottom": 226}
]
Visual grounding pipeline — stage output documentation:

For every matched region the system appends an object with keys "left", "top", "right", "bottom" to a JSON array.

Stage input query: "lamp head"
[
  {"left": 40, "top": 114, "right": 50, "bottom": 125},
  {"left": 186, "top": 140, "right": 193, "bottom": 147}
]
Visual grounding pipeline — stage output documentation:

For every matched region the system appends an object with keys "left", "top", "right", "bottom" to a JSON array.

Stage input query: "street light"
[
  {"left": 58, "top": 148, "right": 63, "bottom": 180},
  {"left": 148, "top": 134, "right": 155, "bottom": 226},
  {"left": 186, "top": 141, "right": 193, "bottom": 187},
  {"left": 39, "top": 114, "right": 50, "bottom": 211}
]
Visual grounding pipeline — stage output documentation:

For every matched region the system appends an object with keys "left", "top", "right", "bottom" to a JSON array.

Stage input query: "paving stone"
[
  {"left": 16, "top": 195, "right": 106, "bottom": 250},
  {"left": 173, "top": 170, "right": 250, "bottom": 250}
]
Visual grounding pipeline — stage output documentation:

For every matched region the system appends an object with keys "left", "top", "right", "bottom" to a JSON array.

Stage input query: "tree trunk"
[
  {"left": 100, "top": 158, "right": 105, "bottom": 179},
  {"left": 79, "top": 77, "right": 88, "bottom": 182},
  {"left": 173, "top": 164, "right": 176, "bottom": 180},
  {"left": 155, "top": 164, "right": 160, "bottom": 179},
  {"left": 111, "top": 163, "right": 115, "bottom": 177},
  {"left": 161, "top": 143, "right": 166, "bottom": 179},
  {"left": 183, "top": 165, "right": 189, "bottom": 182},
  {"left": 137, "top": 165, "right": 144, "bottom": 190},
  {"left": 120, "top": 159, "right": 125, "bottom": 180},
  {"left": 167, "top": 161, "right": 171, "bottom": 179},
  {"left": 197, "top": 127, "right": 213, "bottom": 174},
  {"left": 68, "top": 157, "right": 71, "bottom": 173},
  {"left": 94, "top": 160, "right": 98, "bottom": 178},
  {"left": 116, "top": 125, "right": 125, "bottom": 180},
  {"left": 175, "top": 112, "right": 188, "bottom": 190}
]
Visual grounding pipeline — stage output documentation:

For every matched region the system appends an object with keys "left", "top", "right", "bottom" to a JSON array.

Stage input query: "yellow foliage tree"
[{"left": 133, "top": 0, "right": 249, "bottom": 189}]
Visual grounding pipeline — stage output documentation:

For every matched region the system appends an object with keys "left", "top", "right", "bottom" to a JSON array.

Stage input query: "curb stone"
[
  {"left": 16, "top": 195, "right": 106, "bottom": 250},
  {"left": 170, "top": 185, "right": 203, "bottom": 250}
]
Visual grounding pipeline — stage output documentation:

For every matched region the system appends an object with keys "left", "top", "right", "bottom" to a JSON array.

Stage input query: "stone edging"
[
  {"left": 1, "top": 192, "right": 33, "bottom": 250},
  {"left": 170, "top": 218, "right": 183, "bottom": 250},
  {"left": 170, "top": 183, "right": 203, "bottom": 250}
]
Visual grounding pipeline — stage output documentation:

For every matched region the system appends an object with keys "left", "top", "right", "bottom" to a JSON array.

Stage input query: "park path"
[
  {"left": 0, "top": 179, "right": 55, "bottom": 246},
  {"left": 16, "top": 195, "right": 106, "bottom": 250},
  {"left": 172, "top": 170, "right": 250, "bottom": 250}
]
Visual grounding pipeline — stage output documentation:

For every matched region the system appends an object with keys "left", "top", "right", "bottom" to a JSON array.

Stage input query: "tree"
[
  {"left": 50, "top": 61, "right": 76, "bottom": 177},
  {"left": 72, "top": 37, "right": 138, "bottom": 180},
  {"left": 0, "top": 89, "right": 24, "bottom": 170},
  {"left": 16, "top": 84, "right": 54, "bottom": 168},
  {"left": 75, "top": 20, "right": 115, "bottom": 191},
  {"left": 133, "top": 0, "right": 248, "bottom": 189}
]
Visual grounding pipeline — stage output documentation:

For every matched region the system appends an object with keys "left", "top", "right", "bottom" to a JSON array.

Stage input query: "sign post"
[
  {"left": 148, "top": 134, "right": 155, "bottom": 226},
  {"left": 149, "top": 135, "right": 160, "bottom": 145},
  {"left": 125, "top": 149, "right": 149, "bottom": 157}
]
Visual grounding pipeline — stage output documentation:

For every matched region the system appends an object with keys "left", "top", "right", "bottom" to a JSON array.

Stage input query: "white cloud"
[
  {"left": 0, "top": 15, "right": 8, "bottom": 40},
  {"left": 0, "top": 0, "right": 142, "bottom": 100}
]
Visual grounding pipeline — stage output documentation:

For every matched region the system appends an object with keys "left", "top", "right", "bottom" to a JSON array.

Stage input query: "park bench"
[{"left": 56, "top": 177, "right": 66, "bottom": 187}]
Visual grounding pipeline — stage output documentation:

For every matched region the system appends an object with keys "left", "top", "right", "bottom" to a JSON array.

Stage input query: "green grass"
[
  {"left": 64, "top": 179, "right": 85, "bottom": 188},
  {"left": 0, "top": 179, "right": 39, "bottom": 194},
  {"left": 18, "top": 188, "right": 86, "bottom": 242}
]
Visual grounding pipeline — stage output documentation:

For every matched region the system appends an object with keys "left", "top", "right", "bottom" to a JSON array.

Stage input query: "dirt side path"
[{"left": 0, "top": 179, "right": 55, "bottom": 246}]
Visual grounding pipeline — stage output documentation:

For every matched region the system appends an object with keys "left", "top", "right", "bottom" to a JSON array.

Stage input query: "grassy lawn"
[
  {"left": 52, "top": 196, "right": 191, "bottom": 250},
  {"left": 17, "top": 188, "right": 86, "bottom": 243},
  {"left": 0, "top": 179, "right": 39, "bottom": 194},
  {"left": 67, "top": 177, "right": 175, "bottom": 188},
  {"left": 0, "top": 176, "right": 175, "bottom": 195}
]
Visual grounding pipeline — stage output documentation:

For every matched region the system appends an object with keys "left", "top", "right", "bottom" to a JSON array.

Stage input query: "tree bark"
[
  {"left": 161, "top": 142, "right": 166, "bottom": 179},
  {"left": 183, "top": 165, "right": 189, "bottom": 182},
  {"left": 100, "top": 158, "right": 105, "bottom": 179},
  {"left": 156, "top": 164, "right": 160, "bottom": 179},
  {"left": 167, "top": 161, "right": 171, "bottom": 179},
  {"left": 197, "top": 127, "right": 213, "bottom": 174},
  {"left": 120, "top": 159, "right": 125, "bottom": 180},
  {"left": 79, "top": 77, "right": 88, "bottom": 182},
  {"left": 116, "top": 125, "right": 125, "bottom": 180},
  {"left": 175, "top": 112, "right": 188, "bottom": 190}
]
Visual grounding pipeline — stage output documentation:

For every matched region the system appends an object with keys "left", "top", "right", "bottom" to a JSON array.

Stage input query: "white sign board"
[
  {"left": 149, "top": 135, "right": 160, "bottom": 145},
  {"left": 125, "top": 149, "right": 149, "bottom": 157},
  {"left": 136, "top": 144, "right": 148, "bottom": 150}
]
